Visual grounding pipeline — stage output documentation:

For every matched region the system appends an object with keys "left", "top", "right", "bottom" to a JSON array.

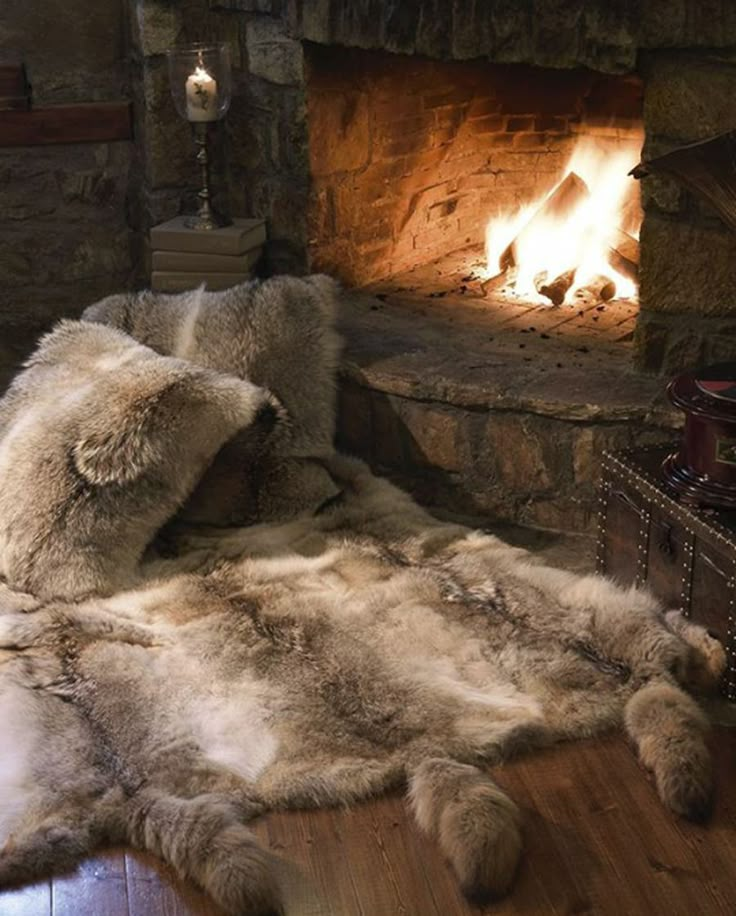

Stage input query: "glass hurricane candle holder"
[{"left": 166, "top": 43, "right": 232, "bottom": 230}]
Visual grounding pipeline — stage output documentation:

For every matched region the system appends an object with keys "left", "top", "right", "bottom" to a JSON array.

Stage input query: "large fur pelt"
[{"left": 0, "top": 454, "right": 725, "bottom": 915}]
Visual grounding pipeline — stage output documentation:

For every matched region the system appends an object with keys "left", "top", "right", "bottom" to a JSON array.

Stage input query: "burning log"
[
  {"left": 579, "top": 274, "right": 616, "bottom": 301},
  {"left": 480, "top": 266, "right": 518, "bottom": 296},
  {"left": 607, "top": 228, "right": 639, "bottom": 282},
  {"left": 630, "top": 130, "right": 736, "bottom": 233},
  {"left": 480, "top": 269, "right": 507, "bottom": 295},
  {"left": 533, "top": 271, "right": 548, "bottom": 294},
  {"left": 538, "top": 269, "right": 577, "bottom": 306},
  {"left": 499, "top": 171, "right": 590, "bottom": 271}
]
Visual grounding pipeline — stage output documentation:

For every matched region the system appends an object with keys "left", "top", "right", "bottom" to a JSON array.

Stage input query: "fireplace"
[
  {"left": 204, "top": 1, "right": 736, "bottom": 379},
  {"left": 306, "top": 46, "right": 643, "bottom": 315},
  {"left": 122, "top": 0, "right": 736, "bottom": 532}
]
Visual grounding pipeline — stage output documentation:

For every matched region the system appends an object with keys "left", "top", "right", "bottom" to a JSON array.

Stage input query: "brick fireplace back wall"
[{"left": 306, "top": 45, "right": 643, "bottom": 287}]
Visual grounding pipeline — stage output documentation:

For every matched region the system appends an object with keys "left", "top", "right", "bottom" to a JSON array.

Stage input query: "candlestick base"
[{"left": 183, "top": 210, "right": 231, "bottom": 231}]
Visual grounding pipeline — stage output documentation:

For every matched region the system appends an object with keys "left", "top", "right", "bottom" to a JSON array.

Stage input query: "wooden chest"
[{"left": 597, "top": 446, "right": 736, "bottom": 699}]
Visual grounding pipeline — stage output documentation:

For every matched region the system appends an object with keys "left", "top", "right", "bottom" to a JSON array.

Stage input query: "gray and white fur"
[
  {"left": 0, "top": 454, "right": 725, "bottom": 914},
  {"left": 83, "top": 275, "right": 344, "bottom": 526}
]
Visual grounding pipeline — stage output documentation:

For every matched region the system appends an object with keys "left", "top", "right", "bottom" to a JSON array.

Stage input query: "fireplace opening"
[{"left": 306, "top": 45, "right": 643, "bottom": 340}]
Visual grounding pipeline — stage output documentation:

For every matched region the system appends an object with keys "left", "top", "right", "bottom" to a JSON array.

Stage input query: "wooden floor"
[{"left": 3, "top": 726, "right": 736, "bottom": 916}]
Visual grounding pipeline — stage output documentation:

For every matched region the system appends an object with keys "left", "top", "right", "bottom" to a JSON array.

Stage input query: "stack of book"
[{"left": 150, "top": 216, "right": 267, "bottom": 292}]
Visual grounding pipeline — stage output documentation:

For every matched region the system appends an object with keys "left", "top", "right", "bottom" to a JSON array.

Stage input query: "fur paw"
[
  {"left": 442, "top": 786, "right": 522, "bottom": 902},
  {"left": 200, "top": 825, "right": 283, "bottom": 916},
  {"left": 128, "top": 791, "right": 283, "bottom": 916},
  {"left": 625, "top": 681, "right": 713, "bottom": 822},
  {"left": 409, "top": 759, "right": 522, "bottom": 901},
  {"left": 656, "top": 752, "right": 713, "bottom": 823},
  {"left": 665, "top": 611, "right": 727, "bottom": 694},
  {"left": 0, "top": 823, "right": 91, "bottom": 887}
]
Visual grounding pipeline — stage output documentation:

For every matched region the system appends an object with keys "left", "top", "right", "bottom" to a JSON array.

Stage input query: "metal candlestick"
[
  {"left": 167, "top": 44, "right": 233, "bottom": 231},
  {"left": 184, "top": 122, "right": 230, "bottom": 230}
]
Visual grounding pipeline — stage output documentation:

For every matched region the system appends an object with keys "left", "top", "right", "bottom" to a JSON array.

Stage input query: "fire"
[{"left": 484, "top": 139, "right": 639, "bottom": 304}]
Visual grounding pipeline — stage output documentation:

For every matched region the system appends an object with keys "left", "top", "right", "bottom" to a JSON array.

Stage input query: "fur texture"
[
  {"left": 0, "top": 320, "right": 278, "bottom": 599},
  {"left": 409, "top": 758, "right": 523, "bottom": 901},
  {"left": 0, "top": 453, "right": 724, "bottom": 912},
  {"left": 83, "top": 275, "right": 344, "bottom": 525}
]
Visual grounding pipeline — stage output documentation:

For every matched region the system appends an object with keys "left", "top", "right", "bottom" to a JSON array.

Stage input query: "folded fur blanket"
[
  {"left": 0, "top": 279, "right": 726, "bottom": 916},
  {"left": 83, "top": 275, "right": 343, "bottom": 526}
]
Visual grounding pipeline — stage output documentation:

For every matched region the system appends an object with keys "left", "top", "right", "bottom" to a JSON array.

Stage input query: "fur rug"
[{"left": 0, "top": 452, "right": 725, "bottom": 915}]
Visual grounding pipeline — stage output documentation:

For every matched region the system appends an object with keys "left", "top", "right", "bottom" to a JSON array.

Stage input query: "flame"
[
  {"left": 484, "top": 139, "right": 639, "bottom": 303},
  {"left": 484, "top": 206, "right": 533, "bottom": 278},
  {"left": 193, "top": 65, "right": 213, "bottom": 82}
]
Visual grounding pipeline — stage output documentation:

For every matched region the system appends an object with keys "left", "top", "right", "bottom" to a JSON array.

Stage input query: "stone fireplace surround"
[{"left": 93, "top": 1, "right": 736, "bottom": 530}]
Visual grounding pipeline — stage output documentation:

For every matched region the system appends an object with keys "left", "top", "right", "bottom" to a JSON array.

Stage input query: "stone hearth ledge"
[
  {"left": 339, "top": 290, "right": 677, "bottom": 423},
  {"left": 336, "top": 290, "right": 681, "bottom": 532}
]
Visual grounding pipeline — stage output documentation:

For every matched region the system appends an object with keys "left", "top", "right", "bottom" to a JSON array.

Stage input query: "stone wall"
[
  {"left": 0, "top": 143, "right": 133, "bottom": 384},
  {"left": 286, "top": 0, "right": 736, "bottom": 71},
  {"left": 229, "top": 8, "right": 310, "bottom": 274},
  {"left": 636, "top": 51, "right": 736, "bottom": 373},
  {"left": 0, "top": 0, "right": 313, "bottom": 392},
  {"left": 338, "top": 378, "right": 676, "bottom": 532},
  {"left": 127, "top": 0, "right": 310, "bottom": 277},
  {"left": 307, "top": 45, "right": 642, "bottom": 285},
  {"left": 2, "top": 0, "right": 129, "bottom": 102},
  {"left": 0, "top": 0, "right": 135, "bottom": 389}
]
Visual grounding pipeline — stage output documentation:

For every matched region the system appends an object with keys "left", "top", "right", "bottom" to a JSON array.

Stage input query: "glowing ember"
[{"left": 484, "top": 139, "right": 640, "bottom": 304}]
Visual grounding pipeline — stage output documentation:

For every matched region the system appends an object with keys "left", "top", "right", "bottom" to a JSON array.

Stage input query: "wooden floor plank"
[
  {"left": 124, "top": 851, "right": 219, "bottom": 916},
  {"left": 335, "top": 795, "right": 438, "bottom": 916},
  {"left": 252, "top": 809, "right": 343, "bottom": 916},
  {"left": 255, "top": 806, "right": 364, "bottom": 916},
  {"left": 52, "top": 852, "right": 129, "bottom": 916},
  {"left": 3, "top": 728, "right": 736, "bottom": 915},
  {"left": 383, "top": 793, "right": 473, "bottom": 916},
  {"left": 495, "top": 759, "right": 595, "bottom": 915},
  {"left": 594, "top": 737, "right": 720, "bottom": 915}
]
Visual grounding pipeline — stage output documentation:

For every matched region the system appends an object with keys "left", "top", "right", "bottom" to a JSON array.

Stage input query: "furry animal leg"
[
  {"left": 0, "top": 582, "right": 40, "bottom": 615},
  {"left": 408, "top": 758, "right": 522, "bottom": 902},
  {"left": 0, "top": 609, "right": 162, "bottom": 650},
  {"left": 625, "top": 678, "right": 713, "bottom": 821},
  {"left": 0, "top": 810, "right": 94, "bottom": 887},
  {"left": 126, "top": 789, "right": 283, "bottom": 916},
  {"left": 665, "top": 611, "right": 727, "bottom": 693},
  {"left": 0, "top": 614, "right": 41, "bottom": 648},
  {"left": 65, "top": 607, "right": 166, "bottom": 647}
]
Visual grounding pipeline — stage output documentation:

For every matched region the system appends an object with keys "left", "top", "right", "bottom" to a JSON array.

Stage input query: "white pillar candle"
[{"left": 185, "top": 65, "right": 218, "bottom": 122}]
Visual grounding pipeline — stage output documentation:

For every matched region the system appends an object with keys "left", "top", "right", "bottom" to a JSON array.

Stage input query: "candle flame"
[{"left": 192, "top": 65, "right": 213, "bottom": 81}]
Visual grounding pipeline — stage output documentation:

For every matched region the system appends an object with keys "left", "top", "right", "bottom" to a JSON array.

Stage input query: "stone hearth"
[{"left": 337, "top": 285, "right": 679, "bottom": 532}]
